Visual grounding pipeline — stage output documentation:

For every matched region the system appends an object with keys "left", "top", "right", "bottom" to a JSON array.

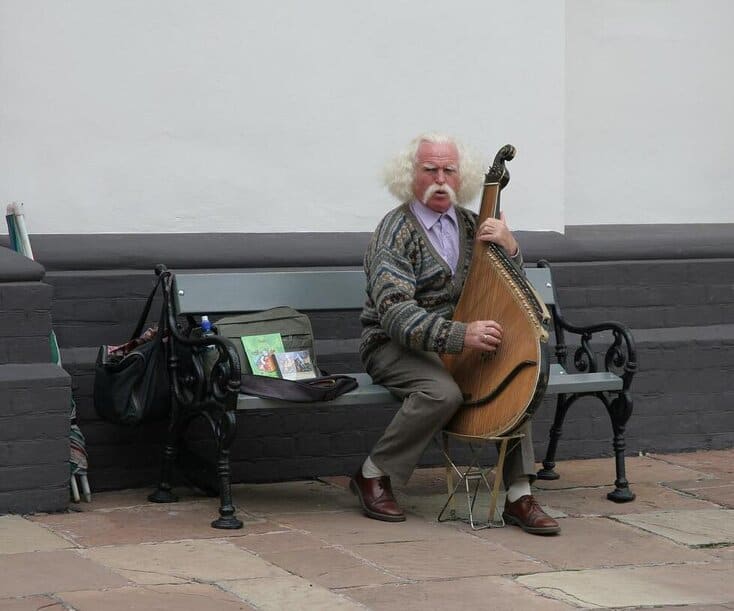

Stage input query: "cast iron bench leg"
[
  {"left": 606, "top": 391, "right": 635, "bottom": 502},
  {"left": 536, "top": 394, "right": 570, "bottom": 480},
  {"left": 148, "top": 404, "right": 184, "bottom": 504},
  {"left": 211, "top": 409, "right": 242, "bottom": 529}
]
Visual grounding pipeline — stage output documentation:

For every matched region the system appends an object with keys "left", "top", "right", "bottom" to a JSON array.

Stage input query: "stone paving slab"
[
  {"left": 3, "top": 451, "right": 734, "bottom": 610},
  {"left": 648, "top": 606, "right": 734, "bottom": 610},
  {"left": 664, "top": 478, "right": 734, "bottom": 508},
  {"left": 344, "top": 575, "right": 576, "bottom": 611},
  {"left": 651, "top": 450, "right": 734, "bottom": 478},
  {"left": 400, "top": 466, "right": 459, "bottom": 496},
  {"left": 0, "top": 595, "right": 66, "bottom": 611},
  {"left": 58, "top": 583, "right": 256, "bottom": 611},
  {"left": 31, "top": 502, "right": 269, "bottom": 547},
  {"left": 397, "top": 490, "right": 470, "bottom": 520},
  {"left": 350, "top": 534, "right": 551, "bottom": 580},
  {"left": 473, "top": 516, "right": 716, "bottom": 570},
  {"left": 612, "top": 509, "right": 734, "bottom": 546},
  {"left": 275, "top": 509, "right": 458, "bottom": 545},
  {"left": 708, "top": 546, "right": 734, "bottom": 562},
  {"left": 233, "top": 529, "right": 328, "bottom": 553},
  {"left": 232, "top": 480, "right": 356, "bottom": 515},
  {"left": 221, "top": 575, "right": 366, "bottom": 611},
  {"left": 69, "top": 487, "right": 212, "bottom": 512},
  {"left": 535, "top": 482, "right": 718, "bottom": 517},
  {"left": 79, "top": 539, "right": 287, "bottom": 584},
  {"left": 0, "top": 515, "right": 72, "bottom": 554},
  {"left": 0, "top": 549, "right": 130, "bottom": 598},
  {"left": 534, "top": 455, "right": 714, "bottom": 490},
  {"left": 517, "top": 563, "right": 734, "bottom": 608},
  {"left": 254, "top": 545, "right": 404, "bottom": 588}
]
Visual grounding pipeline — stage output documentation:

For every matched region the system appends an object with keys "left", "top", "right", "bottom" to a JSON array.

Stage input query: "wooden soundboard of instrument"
[{"left": 442, "top": 145, "right": 551, "bottom": 438}]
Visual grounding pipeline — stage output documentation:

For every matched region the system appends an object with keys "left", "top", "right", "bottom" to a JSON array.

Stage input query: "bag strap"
[
  {"left": 240, "top": 374, "right": 358, "bottom": 402},
  {"left": 131, "top": 273, "right": 167, "bottom": 340}
]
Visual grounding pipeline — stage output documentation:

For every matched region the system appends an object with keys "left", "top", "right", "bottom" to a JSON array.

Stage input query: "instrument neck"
[{"left": 477, "top": 181, "right": 501, "bottom": 225}]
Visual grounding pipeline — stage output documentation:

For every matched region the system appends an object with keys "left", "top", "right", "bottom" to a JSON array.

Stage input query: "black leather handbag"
[{"left": 93, "top": 275, "right": 170, "bottom": 425}]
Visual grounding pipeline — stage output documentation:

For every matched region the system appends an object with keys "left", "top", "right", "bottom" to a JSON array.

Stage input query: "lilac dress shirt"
[{"left": 410, "top": 201, "right": 460, "bottom": 274}]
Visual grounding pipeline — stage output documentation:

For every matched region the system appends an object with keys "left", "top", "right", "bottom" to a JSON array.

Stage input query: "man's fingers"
[{"left": 484, "top": 321, "right": 503, "bottom": 334}]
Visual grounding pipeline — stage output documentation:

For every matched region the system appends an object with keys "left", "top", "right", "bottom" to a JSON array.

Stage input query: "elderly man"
[{"left": 351, "top": 133, "right": 559, "bottom": 535}]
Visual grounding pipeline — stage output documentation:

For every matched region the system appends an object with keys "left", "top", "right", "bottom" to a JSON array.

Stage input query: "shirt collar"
[{"left": 410, "top": 200, "right": 458, "bottom": 230}]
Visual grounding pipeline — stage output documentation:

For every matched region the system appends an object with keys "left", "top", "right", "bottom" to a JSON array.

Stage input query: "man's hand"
[
  {"left": 465, "top": 320, "right": 503, "bottom": 351},
  {"left": 476, "top": 211, "right": 519, "bottom": 256}
]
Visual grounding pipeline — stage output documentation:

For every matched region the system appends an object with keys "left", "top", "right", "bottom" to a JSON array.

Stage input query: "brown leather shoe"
[
  {"left": 503, "top": 495, "right": 560, "bottom": 535},
  {"left": 350, "top": 470, "right": 406, "bottom": 522}
]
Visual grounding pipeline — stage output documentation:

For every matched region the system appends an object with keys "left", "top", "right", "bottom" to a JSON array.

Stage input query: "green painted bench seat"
[{"left": 234, "top": 364, "right": 623, "bottom": 411}]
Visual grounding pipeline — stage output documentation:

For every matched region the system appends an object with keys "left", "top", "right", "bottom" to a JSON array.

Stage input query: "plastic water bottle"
[
  {"left": 200, "top": 315, "right": 214, "bottom": 335},
  {"left": 200, "top": 315, "right": 218, "bottom": 374}
]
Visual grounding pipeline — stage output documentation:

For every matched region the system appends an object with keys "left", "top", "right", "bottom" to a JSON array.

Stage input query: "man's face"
[{"left": 412, "top": 140, "right": 460, "bottom": 213}]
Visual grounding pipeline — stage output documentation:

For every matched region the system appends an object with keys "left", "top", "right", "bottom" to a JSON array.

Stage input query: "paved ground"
[{"left": 1, "top": 449, "right": 734, "bottom": 610}]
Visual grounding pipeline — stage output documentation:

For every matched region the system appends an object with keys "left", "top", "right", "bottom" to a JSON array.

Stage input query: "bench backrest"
[{"left": 173, "top": 267, "right": 555, "bottom": 315}]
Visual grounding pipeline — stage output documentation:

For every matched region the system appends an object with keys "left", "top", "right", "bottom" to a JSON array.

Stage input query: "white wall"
[
  {"left": 565, "top": 0, "right": 734, "bottom": 224},
  {"left": 0, "top": 1, "right": 565, "bottom": 234}
]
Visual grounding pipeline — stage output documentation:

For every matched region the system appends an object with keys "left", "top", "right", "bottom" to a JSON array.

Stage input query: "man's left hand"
[{"left": 477, "top": 212, "right": 519, "bottom": 257}]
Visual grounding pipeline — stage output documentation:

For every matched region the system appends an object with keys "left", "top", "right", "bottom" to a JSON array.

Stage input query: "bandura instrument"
[{"left": 442, "top": 145, "right": 550, "bottom": 438}]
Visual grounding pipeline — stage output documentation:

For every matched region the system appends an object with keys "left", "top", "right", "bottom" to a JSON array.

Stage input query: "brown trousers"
[{"left": 363, "top": 340, "right": 536, "bottom": 486}]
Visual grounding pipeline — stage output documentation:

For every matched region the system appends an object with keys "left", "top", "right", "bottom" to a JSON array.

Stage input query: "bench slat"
[
  {"left": 547, "top": 368, "right": 623, "bottom": 393},
  {"left": 175, "top": 266, "right": 554, "bottom": 314},
  {"left": 524, "top": 267, "right": 555, "bottom": 305},
  {"left": 175, "top": 270, "right": 367, "bottom": 314}
]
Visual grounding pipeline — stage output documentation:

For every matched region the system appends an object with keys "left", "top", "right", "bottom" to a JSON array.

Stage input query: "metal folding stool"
[{"left": 437, "top": 430, "right": 525, "bottom": 530}]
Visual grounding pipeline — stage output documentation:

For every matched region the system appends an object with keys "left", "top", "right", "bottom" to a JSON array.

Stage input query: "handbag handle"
[{"left": 130, "top": 273, "right": 167, "bottom": 340}]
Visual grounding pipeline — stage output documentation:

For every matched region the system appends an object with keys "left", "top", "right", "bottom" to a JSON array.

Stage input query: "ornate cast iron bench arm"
[
  {"left": 147, "top": 264, "right": 244, "bottom": 529},
  {"left": 535, "top": 260, "right": 639, "bottom": 502}
]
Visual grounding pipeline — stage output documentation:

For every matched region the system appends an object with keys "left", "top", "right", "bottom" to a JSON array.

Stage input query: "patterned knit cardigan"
[{"left": 359, "top": 203, "right": 479, "bottom": 360}]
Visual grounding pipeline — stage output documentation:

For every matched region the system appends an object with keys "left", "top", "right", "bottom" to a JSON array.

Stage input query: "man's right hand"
[{"left": 464, "top": 320, "right": 503, "bottom": 351}]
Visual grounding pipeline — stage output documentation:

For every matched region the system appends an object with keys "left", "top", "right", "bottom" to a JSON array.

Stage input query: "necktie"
[{"left": 437, "top": 215, "right": 458, "bottom": 273}]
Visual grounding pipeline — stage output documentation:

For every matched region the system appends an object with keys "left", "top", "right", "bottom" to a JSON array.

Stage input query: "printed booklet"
[
  {"left": 241, "top": 333, "right": 285, "bottom": 378},
  {"left": 274, "top": 350, "right": 317, "bottom": 380}
]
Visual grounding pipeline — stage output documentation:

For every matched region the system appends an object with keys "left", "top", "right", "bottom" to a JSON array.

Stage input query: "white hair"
[{"left": 382, "top": 133, "right": 486, "bottom": 205}]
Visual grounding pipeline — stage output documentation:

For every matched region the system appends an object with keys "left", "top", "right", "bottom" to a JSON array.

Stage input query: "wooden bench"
[{"left": 147, "top": 261, "right": 638, "bottom": 529}]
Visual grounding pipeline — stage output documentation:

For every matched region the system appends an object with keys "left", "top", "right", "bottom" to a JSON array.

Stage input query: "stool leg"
[
  {"left": 489, "top": 438, "right": 509, "bottom": 527},
  {"left": 442, "top": 432, "right": 457, "bottom": 518},
  {"left": 437, "top": 433, "right": 466, "bottom": 523}
]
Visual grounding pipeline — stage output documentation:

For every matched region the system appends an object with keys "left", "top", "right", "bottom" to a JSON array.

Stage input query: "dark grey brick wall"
[
  {"left": 0, "top": 283, "right": 54, "bottom": 364},
  {"left": 3, "top": 227, "right": 733, "bottom": 493},
  {"left": 552, "top": 259, "right": 734, "bottom": 329},
  {"left": 0, "top": 364, "right": 71, "bottom": 513},
  {"left": 0, "top": 247, "right": 72, "bottom": 515}
]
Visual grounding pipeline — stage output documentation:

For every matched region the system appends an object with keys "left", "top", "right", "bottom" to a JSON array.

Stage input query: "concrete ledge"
[
  {"left": 0, "top": 363, "right": 71, "bottom": 388},
  {"left": 3, "top": 224, "right": 734, "bottom": 271},
  {"left": 0, "top": 247, "right": 45, "bottom": 281}
]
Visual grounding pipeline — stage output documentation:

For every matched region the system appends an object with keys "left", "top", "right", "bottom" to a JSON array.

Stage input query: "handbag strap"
[
  {"left": 240, "top": 374, "right": 358, "bottom": 402},
  {"left": 131, "top": 273, "right": 167, "bottom": 340}
]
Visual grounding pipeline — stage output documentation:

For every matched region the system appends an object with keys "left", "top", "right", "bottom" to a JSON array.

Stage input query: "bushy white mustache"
[{"left": 423, "top": 183, "right": 458, "bottom": 205}]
